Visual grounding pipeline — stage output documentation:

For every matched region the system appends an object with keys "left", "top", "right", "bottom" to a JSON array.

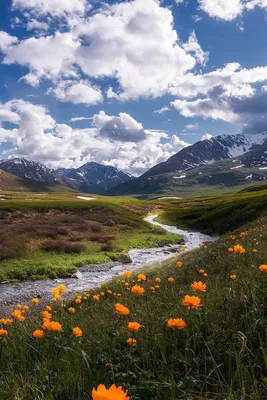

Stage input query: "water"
[{"left": 0, "top": 214, "right": 217, "bottom": 307}]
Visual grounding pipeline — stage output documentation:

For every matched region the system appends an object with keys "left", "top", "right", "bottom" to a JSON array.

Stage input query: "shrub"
[
  {"left": 40, "top": 240, "right": 86, "bottom": 254},
  {"left": 90, "top": 223, "right": 102, "bottom": 233},
  {"left": 100, "top": 241, "right": 113, "bottom": 251},
  {"left": 0, "top": 232, "right": 29, "bottom": 260}
]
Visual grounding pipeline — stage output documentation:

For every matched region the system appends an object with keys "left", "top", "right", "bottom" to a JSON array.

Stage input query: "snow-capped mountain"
[
  {"left": 142, "top": 132, "right": 267, "bottom": 177},
  {"left": 0, "top": 158, "right": 103, "bottom": 194},
  {"left": 57, "top": 162, "right": 134, "bottom": 190}
]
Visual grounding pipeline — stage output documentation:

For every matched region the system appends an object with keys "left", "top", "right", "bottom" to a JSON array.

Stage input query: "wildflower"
[
  {"left": 41, "top": 311, "right": 52, "bottom": 320},
  {"left": 127, "top": 322, "right": 141, "bottom": 332},
  {"left": 126, "top": 338, "right": 137, "bottom": 346},
  {"left": 233, "top": 244, "right": 245, "bottom": 254},
  {"left": 190, "top": 281, "right": 207, "bottom": 292},
  {"left": 181, "top": 247, "right": 187, "bottom": 252},
  {"left": 52, "top": 294, "right": 62, "bottom": 301},
  {"left": 155, "top": 277, "right": 161, "bottom": 283},
  {"left": 23, "top": 305, "right": 29, "bottom": 311},
  {"left": 131, "top": 285, "right": 145, "bottom": 296},
  {"left": 17, "top": 304, "right": 23, "bottom": 309},
  {"left": 168, "top": 277, "right": 175, "bottom": 283},
  {"left": 42, "top": 320, "right": 51, "bottom": 330},
  {"left": 51, "top": 288, "right": 59, "bottom": 295},
  {"left": 203, "top": 245, "right": 207, "bottom": 249},
  {"left": 75, "top": 298, "right": 82, "bottom": 304},
  {"left": 240, "top": 232, "right": 248, "bottom": 237},
  {"left": 68, "top": 307, "right": 75, "bottom": 313},
  {"left": 252, "top": 249, "right": 258, "bottom": 252},
  {"left": 228, "top": 248, "right": 234, "bottom": 253},
  {"left": 115, "top": 303, "right": 130, "bottom": 316},
  {"left": 93, "top": 294, "right": 100, "bottom": 301},
  {"left": 92, "top": 384, "right": 129, "bottom": 400},
  {"left": 199, "top": 269, "right": 205, "bottom": 273},
  {"left": 100, "top": 292, "right": 105, "bottom": 296},
  {"left": 12, "top": 310, "right": 25, "bottom": 322},
  {"left": 176, "top": 262, "right": 183, "bottom": 268},
  {"left": 123, "top": 270, "right": 131, "bottom": 278},
  {"left": 230, "top": 274, "right": 237, "bottom": 280},
  {"left": 32, "top": 298, "right": 39, "bottom": 305},
  {"left": 32, "top": 330, "right": 44, "bottom": 339},
  {"left": 0, "top": 329, "right": 8, "bottom": 337},
  {"left": 150, "top": 286, "right": 156, "bottom": 292},
  {"left": 155, "top": 285, "right": 160, "bottom": 289},
  {"left": 0, "top": 318, "right": 12, "bottom": 326},
  {"left": 50, "top": 321, "right": 62, "bottom": 332},
  {"left": 182, "top": 295, "right": 202, "bottom": 309},
  {"left": 137, "top": 274, "right": 146, "bottom": 282},
  {"left": 73, "top": 327, "right": 83, "bottom": 337},
  {"left": 107, "top": 290, "right": 113, "bottom": 294},
  {"left": 203, "top": 273, "right": 208, "bottom": 277},
  {"left": 167, "top": 318, "right": 187, "bottom": 329},
  {"left": 46, "top": 305, "right": 52, "bottom": 311},
  {"left": 259, "top": 264, "right": 267, "bottom": 273},
  {"left": 57, "top": 285, "right": 66, "bottom": 293},
  {"left": 105, "top": 363, "right": 112, "bottom": 368},
  {"left": 124, "top": 282, "right": 129, "bottom": 287}
]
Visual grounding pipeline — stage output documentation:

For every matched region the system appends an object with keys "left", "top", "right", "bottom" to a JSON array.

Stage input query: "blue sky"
[{"left": 0, "top": 0, "right": 267, "bottom": 175}]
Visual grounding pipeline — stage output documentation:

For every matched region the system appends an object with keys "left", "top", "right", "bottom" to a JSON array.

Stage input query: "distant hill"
[
  {"left": 57, "top": 161, "right": 134, "bottom": 190},
  {"left": 0, "top": 169, "right": 74, "bottom": 193}
]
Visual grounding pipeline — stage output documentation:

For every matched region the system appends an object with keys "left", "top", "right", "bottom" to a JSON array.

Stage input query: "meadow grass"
[{"left": 0, "top": 215, "right": 266, "bottom": 399}]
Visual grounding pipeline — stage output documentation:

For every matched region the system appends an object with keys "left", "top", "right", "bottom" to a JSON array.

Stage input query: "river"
[{"left": 0, "top": 214, "right": 217, "bottom": 310}]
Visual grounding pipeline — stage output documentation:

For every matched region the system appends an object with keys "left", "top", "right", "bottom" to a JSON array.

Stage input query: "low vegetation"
[{"left": 0, "top": 214, "right": 266, "bottom": 399}]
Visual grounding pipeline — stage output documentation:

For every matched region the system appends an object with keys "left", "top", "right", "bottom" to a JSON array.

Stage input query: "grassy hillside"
[
  {"left": 0, "top": 169, "right": 75, "bottom": 193},
  {"left": 157, "top": 189, "right": 267, "bottom": 234},
  {"left": 106, "top": 159, "right": 267, "bottom": 199},
  {"left": 0, "top": 197, "right": 180, "bottom": 282},
  {"left": 0, "top": 214, "right": 266, "bottom": 399}
]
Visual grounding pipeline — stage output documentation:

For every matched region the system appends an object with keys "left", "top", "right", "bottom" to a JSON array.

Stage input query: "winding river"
[{"left": 0, "top": 215, "right": 217, "bottom": 308}]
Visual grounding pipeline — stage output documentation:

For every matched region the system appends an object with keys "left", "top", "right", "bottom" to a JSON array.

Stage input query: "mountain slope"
[
  {"left": 106, "top": 140, "right": 267, "bottom": 198},
  {"left": 0, "top": 169, "right": 74, "bottom": 193},
  {"left": 143, "top": 132, "right": 267, "bottom": 178},
  {"left": 57, "top": 162, "right": 133, "bottom": 190},
  {"left": 0, "top": 158, "right": 103, "bottom": 194}
]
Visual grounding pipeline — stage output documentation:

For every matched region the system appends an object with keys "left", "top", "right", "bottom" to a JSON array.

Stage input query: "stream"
[{"left": 0, "top": 214, "right": 217, "bottom": 310}]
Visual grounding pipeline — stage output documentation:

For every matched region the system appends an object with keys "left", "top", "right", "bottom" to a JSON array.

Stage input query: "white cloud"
[
  {"left": 12, "top": 0, "right": 87, "bottom": 18},
  {"left": 48, "top": 80, "right": 103, "bottom": 105},
  {"left": 182, "top": 31, "right": 209, "bottom": 66},
  {"left": 70, "top": 117, "right": 93, "bottom": 122},
  {"left": 245, "top": 0, "right": 267, "bottom": 11},
  {"left": 175, "top": 0, "right": 185, "bottom": 3},
  {"left": 184, "top": 123, "right": 199, "bottom": 130},
  {"left": 153, "top": 106, "right": 170, "bottom": 115},
  {"left": 202, "top": 133, "right": 213, "bottom": 140},
  {"left": 26, "top": 19, "right": 49, "bottom": 32},
  {"left": 0, "top": 31, "right": 18, "bottom": 51},
  {"left": 199, "top": 0, "right": 244, "bottom": 20},
  {"left": 0, "top": 100, "right": 189, "bottom": 175},
  {"left": 0, "top": 0, "right": 207, "bottom": 101}
]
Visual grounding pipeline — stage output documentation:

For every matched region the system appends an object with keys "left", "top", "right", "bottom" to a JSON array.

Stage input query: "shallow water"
[{"left": 0, "top": 214, "right": 217, "bottom": 306}]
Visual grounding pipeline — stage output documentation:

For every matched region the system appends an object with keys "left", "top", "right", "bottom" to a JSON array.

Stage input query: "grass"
[
  {"left": 0, "top": 213, "right": 266, "bottom": 399},
  {"left": 0, "top": 197, "right": 180, "bottom": 282}
]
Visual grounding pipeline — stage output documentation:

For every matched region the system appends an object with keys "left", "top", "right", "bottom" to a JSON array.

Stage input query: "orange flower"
[
  {"left": 73, "top": 327, "right": 83, "bottom": 337},
  {"left": 46, "top": 305, "right": 52, "bottom": 311},
  {"left": 32, "top": 298, "right": 39, "bottom": 305},
  {"left": 92, "top": 384, "right": 129, "bottom": 400},
  {"left": 199, "top": 269, "right": 205, "bottom": 274},
  {"left": 240, "top": 232, "right": 248, "bottom": 238},
  {"left": 233, "top": 245, "right": 245, "bottom": 254},
  {"left": 52, "top": 294, "right": 62, "bottom": 302},
  {"left": 131, "top": 285, "right": 145, "bottom": 296},
  {"left": 203, "top": 273, "right": 208, "bottom": 277},
  {"left": 127, "top": 322, "right": 141, "bottom": 332},
  {"left": 259, "top": 264, "right": 267, "bottom": 273},
  {"left": 137, "top": 274, "right": 146, "bottom": 282},
  {"left": 51, "top": 288, "right": 59, "bottom": 295},
  {"left": 42, "top": 319, "right": 51, "bottom": 330},
  {"left": 228, "top": 248, "right": 234, "bottom": 253},
  {"left": 190, "top": 281, "right": 207, "bottom": 292},
  {"left": 155, "top": 277, "right": 161, "bottom": 283},
  {"left": 167, "top": 318, "right": 187, "bottom": 329},
  {"left": 42, "top": 311, "right": 52, "bottom": 319},
  {"left": 168, "top": 277, "right": 175, "bottom": 283},
  {"left": 33, "top": 329, "right": 44, "bottom": 339},
  {"left": 181, "top": 247, "right": 187, "bottom": 252},
  {"left": 230, "top": 274, "right": 237, "bottom": 280},
  {"left": 12, "top": 310, "right": 25, "bottom": 322},
  {"left": 0, "top": 318, "right": 13, "bottom": 326},
  {"left": 126, "top": 338, "right": 137, "bottom": 346},
  {"left": 23, "top": 305, "right": 29, "bottom": 311},
  {"left": 50, "top": 321, "right": 62, "bottom": 332},
  {"left": 75, "top": 298, "right": 82, "bottom": 304},
  {"left": 176, "top": 261, "right": 183, "bottom": 268},
  {"left": 68, "top": 307, "right": 75, "bottom": 313},
  {"left": 0, "top": 329, "right": 8, "bottom": 337},
  {"left": 115, "top": 303, "right": 130, "bottom": 316},
  {"left": 93, "top": 295, "right": 100, "bottom": 301},
  {"left": 123, "top": 270, "right": 131, "bottom": 278},
  {"left": 252, "top": 249, "right": 258, "bottom": 253},
  {"left": 182, "top": 295, "right": 202, "bottom": 309},
  {"left": 57, "top": 285, "right": 66, "bottom": 293}
]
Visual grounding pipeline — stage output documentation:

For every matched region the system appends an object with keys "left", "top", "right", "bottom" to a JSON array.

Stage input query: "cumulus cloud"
[
  {"left": 12, "top": 0, "right": 87, "bottom": 18},
  {"left": 0, "top": 0, "right": 208, "bottom": 101},
  {"left": 153, "top": 107, "right": 170, "bottom": 115},
  {"left": 202, "top": 133, "right": 213, "bottom": 140},
  {"left": 48, "top": 80, "right": 103, "bottom": 105},
  {"left": 184, "top": 123, "right": 199, "bottom": 130},
  {"left": 0, "top": 31, "right": 18, "bottom": 51},
  {"left": 199, "top": 0, "right": 267, "bottom": 20},
  {"left": 0, "top": 100, "right": 189, "bottom": 175},
  {"left": 70, "top": 117, "right": 93, "bottom": 122}
]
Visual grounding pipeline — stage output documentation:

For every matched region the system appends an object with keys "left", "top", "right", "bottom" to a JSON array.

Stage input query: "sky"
[{"left": 0, "top": 0, "right": 267, "bottom": 175}]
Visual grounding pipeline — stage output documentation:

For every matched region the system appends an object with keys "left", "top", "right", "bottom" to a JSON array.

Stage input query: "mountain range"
[{"left": 1, "top": 131, "right": 267, "bottom": 197}]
